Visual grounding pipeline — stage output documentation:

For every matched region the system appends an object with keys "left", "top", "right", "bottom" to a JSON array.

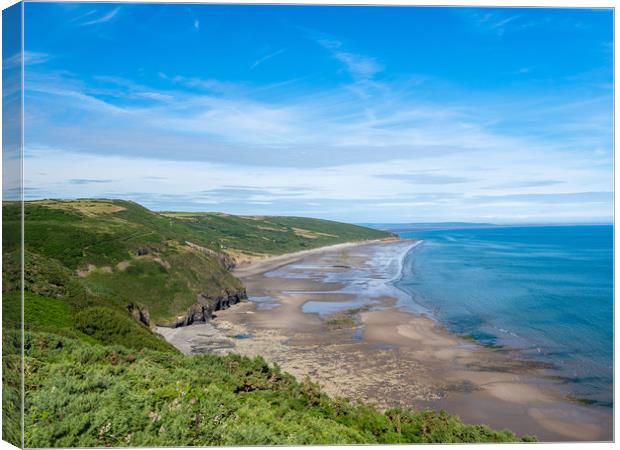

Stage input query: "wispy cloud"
[
  {"left": 80, "top": 7, "right": 120, "bottom": 26},
  {"left": 168, "top": 75, "right": 240, "bottom": 95},
  {"left": 3, "top": 51, "right": 51, "bottom": 69},
  {"left": 466, "top": 10, "right": 523, "bottom": 36},
  {"left": 472, "top": 191, "right": 612, "bottom": 204},
  {"left": 489, "top": 14, "right": 521, "bottom": 34},
  {"left": 375, "top": 172, "right": 472, "bottom": 185},
  {"left": 22, "top": 145, "right": 613, "bottom": 223},
  {"left": 251, "top": 49, "right": 286, "bottom": 69},
  {"left": 68, "top": 178, "right": 114, "bottom": 185},
  {"left": 515, "top": 66, "right": 534, "bottom": 75},
  {"left": 318, "top": 38, "right": 383, "bottom": 80},
  {"left": 185, "top": 7, "right": 200, "bottom": 31},
  {"left": 492, "top": 180, "right": 563, "bottom": 189},
  {"left": 24, "top": 51, "right": 52, "bottom": 66},
  {"left": 24, "top": 65, "right": 612, "bottom": 173}
]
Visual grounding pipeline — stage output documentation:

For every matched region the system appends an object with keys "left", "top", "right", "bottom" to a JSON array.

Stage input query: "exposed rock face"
[
  {"left": 136, "top": 247, "right": 151, "bottom": 256},
  {"left": 172, "top": 288, "right": 248, "bottom": 328},
  {"left": 127, "top": 303, "right": 151, "bottom": 326},
  {"left": 185, "top": 241, "right": 237, "bottom": 270}
]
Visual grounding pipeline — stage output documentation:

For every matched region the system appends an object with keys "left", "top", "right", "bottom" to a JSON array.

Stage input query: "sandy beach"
[
  {"left": 157, "top": 239, "right": 613, "bottom": 442},
  {"left": 231, "top": 237, "right": 401, "bottom": 278}
]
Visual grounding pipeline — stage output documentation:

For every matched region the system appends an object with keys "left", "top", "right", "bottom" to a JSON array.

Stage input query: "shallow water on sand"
[{"left": 264, "top": 241, "right": 427, "bottom": 317}]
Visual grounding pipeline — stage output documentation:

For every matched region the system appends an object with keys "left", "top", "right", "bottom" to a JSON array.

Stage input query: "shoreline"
[
  {"left": 388, "top": 239, "right": 423, "bottom": 284},
  {"left": 232, "top": 237, "right": 403, "bottom": 278},
  {"left": 158, "top": 239, "right": 612, "bottom": 442}
]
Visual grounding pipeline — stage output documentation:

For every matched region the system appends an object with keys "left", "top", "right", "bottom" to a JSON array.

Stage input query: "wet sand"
[{"left": 157, "top": 239, "right": 613, "bottom": 442}]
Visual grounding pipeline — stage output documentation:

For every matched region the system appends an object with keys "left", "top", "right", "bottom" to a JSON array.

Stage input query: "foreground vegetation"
[
  {"left": 16, "top": 330, "right": 531, "bottom": 447},
  {"left": 3, "top": 199, "right": 533, "bottom": 445}
]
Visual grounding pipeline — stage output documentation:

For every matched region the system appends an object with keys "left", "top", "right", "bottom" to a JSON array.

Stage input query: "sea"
[{"left": 383, "top": 225, "right": 613, "bottom": 408}]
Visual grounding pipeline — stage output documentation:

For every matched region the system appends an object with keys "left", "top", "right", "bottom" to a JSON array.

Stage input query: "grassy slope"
[{"left": 2, "top": 199, "right": 532, "bottom": 445}]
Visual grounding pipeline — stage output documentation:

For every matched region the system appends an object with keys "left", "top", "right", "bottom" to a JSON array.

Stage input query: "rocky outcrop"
[
  {"left": 127, "top": 288, "right": 247, "bottom": 329},
  {"left": 185, "top": 241, "right": 237, "bottom": 270},
  {"left": 171, "top": 288, "right": 248, "bottom": 328},
  {"left": 136, "top": 247, "right": 153, "bottom": 256},
  {"left": 127, "top": 303, "right": 151, "bottom": 326}
]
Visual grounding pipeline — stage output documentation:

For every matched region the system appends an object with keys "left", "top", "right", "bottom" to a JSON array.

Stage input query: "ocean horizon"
[{"left": 382, "top": 224, "right": 613, "bottom": 408}]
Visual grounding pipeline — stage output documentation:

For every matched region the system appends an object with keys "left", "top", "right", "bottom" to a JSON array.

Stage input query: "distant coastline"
[{"left": 364, "top": 222, "right": 614, "bottom": 234}]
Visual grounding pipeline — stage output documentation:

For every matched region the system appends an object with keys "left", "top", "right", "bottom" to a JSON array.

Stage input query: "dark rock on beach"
[{"left": 171, "top": 288, "right": 248, "bottom": 328}]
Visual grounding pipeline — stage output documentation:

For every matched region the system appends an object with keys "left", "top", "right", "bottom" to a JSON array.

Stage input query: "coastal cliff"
[
  {"left": 4, "top": 199, "right": 390, "bottom": 339},
  {"left": 128, "top": 287, "right": 248, "bottom": 328},
  {"left": 172, "top": 288, "right": 248, "bottom": 327}
]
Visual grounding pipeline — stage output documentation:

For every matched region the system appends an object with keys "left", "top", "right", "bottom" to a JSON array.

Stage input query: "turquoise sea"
[{"left": 387, "top": 225, "right": 613, "bottom": 407}]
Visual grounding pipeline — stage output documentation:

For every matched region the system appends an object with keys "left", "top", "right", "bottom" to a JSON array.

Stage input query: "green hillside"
[
  {"left": 161, "top": 211, "right": 393, "bottom": 258},
  {"left": 3, "top": 199, "right": 392, "bottom": 326},
  {"left": 2, "top": 199, "right": 531, "bottom": 446}
]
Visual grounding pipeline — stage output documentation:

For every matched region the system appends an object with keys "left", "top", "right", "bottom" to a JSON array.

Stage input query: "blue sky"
[{"left": 22, "top": 3, "right": 613, "bottom": 223}]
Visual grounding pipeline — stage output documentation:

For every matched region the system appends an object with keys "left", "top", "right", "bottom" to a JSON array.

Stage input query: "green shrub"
[{"left": 74, "top": 307, "right": 175, "bottom": 352}]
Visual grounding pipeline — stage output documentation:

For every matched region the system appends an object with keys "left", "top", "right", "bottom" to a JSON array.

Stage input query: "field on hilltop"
[{"left": 160, "top": 210, "right": 393, "bottom": 259}]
